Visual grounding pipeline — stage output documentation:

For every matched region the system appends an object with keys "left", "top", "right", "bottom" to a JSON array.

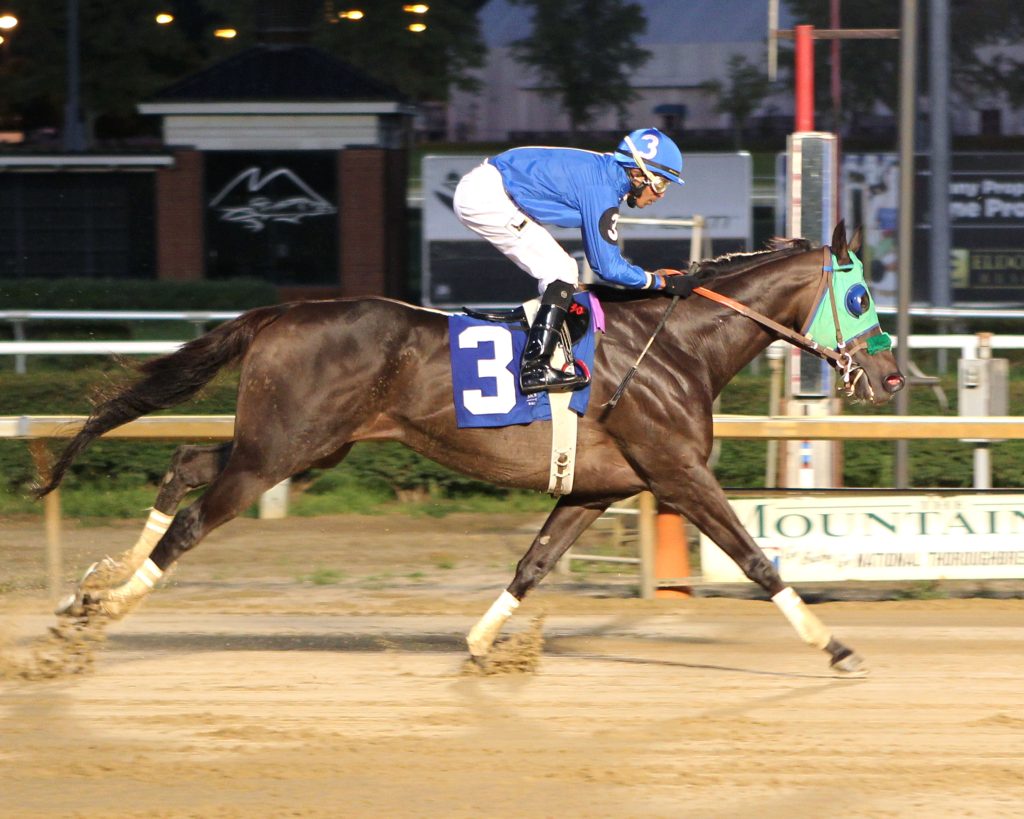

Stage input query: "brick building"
[{"left": 0, "top": 44, "right": 414, "bottom": 300}]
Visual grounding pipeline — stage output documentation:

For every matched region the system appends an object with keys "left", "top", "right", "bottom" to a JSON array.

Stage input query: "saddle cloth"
[{"left": 448, "top": 292, "right": 600, "bottom": 429}]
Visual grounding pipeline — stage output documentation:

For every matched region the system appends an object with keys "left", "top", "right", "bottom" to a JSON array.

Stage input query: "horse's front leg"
[
  {"left": 653, "top": 462, "right": 865, "bottom": 675},
  {"left": 466, "top": 497, "right": 612, "bottom": 661}
]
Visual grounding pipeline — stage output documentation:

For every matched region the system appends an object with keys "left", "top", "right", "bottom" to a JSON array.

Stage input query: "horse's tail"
[{"left": 34, "top": 304, "right": 289, "bottom": 498}]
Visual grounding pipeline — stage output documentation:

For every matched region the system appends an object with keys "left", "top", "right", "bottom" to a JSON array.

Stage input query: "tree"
[
  {"left": 0, "top": 0, "right": 262, "bottom": 142},
  {"left": 699, "top": 54, "right": 772, "bottom": 148},
  {"left": 311, "top": 0, "right": 486, "bottom": 102},
  {"left": 0, "top": 0, "right": 210, "bottom": 141},
  {"left": 508, "top": 0, "right": 651, "bottom": 137},
  {"left": 0, "top": 0, "right": 486, "bottom": 140}
]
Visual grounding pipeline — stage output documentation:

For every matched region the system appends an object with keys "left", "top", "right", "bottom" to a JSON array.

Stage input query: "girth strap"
[{"left": 521, "top": 300, "right": 578, "bottom": 496}]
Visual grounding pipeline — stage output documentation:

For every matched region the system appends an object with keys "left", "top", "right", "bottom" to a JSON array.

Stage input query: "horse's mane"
[
  {"left": 588, "top": 237, "right": 813, "bottom": 303},
  {"left": 691, "top": 237, "right": 812, "bottom": 279}
]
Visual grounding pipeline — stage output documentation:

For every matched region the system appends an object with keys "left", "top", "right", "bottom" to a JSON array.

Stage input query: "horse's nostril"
[{"left": 884, "top": 373, "right": 905, "bottom": 393}]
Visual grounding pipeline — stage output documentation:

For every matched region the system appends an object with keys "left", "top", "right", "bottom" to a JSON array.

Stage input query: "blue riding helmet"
[{"left": 613, "top": 127, "right": 684, "bottom": 192}]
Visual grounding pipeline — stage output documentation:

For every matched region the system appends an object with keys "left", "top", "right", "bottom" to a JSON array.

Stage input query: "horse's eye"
[{"left": 845, "top": 284, "right": 870, "bottom": 317}]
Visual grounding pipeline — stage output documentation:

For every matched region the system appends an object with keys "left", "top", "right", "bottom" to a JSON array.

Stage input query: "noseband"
[{"left": 694, "top": 247, "right": 887, "bottom": 398}]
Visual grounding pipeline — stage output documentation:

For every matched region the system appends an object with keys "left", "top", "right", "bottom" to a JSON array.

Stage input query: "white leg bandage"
[
  {"left": 466, "top": 590, "right": 520, "bottom": 657},
  {"left": 128, "top": 509, "right": 174, "bottom": 566},
  {"left": 772, "top": 586, "right": 831, "bottom": 650},
  {"left": 99, "top": 558, "right": 164, "bottom": 619}
]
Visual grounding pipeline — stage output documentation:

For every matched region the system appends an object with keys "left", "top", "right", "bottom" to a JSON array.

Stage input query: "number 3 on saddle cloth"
[{"left": 448, "top": 293, "right": 604, "bottom": 429}]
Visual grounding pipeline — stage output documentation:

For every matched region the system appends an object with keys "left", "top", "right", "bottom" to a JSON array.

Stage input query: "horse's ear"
[
  {"left": 830, "top": 220, "right": 849, "bottom": 263},
  {"left": 849, "top": 225, "right": 863, "bottom": 254}
]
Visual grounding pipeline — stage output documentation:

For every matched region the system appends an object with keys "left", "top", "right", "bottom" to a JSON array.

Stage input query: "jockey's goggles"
[
  {"left": 647, "top": 174, "right": 670, "bottom": 195},
  {"left": 623, "top": 135, "right": 673, "bottom": 194}
]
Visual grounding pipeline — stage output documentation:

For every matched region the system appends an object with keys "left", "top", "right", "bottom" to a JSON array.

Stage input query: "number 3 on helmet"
[{"left": 613, "top": 127, "right": 684, "bottom": 192}]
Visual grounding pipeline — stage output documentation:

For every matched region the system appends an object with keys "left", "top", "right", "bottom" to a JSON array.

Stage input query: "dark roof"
[{"left": 149, "top": 44, "right": 403, "bottom": 103}]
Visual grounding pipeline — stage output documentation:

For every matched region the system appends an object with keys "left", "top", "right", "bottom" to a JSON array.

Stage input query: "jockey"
[{"left": 453, "top": 127, "right": 698, "bottom": 395}]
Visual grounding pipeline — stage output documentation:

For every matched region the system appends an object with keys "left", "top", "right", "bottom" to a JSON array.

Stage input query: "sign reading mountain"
[{"left": 209, "top": 167, "right": 337, "bottom": 233}]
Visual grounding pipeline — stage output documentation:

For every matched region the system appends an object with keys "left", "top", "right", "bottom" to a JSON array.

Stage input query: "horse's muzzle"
[{"left": 883, "top": 373, "right": 905, "bottom": 394}]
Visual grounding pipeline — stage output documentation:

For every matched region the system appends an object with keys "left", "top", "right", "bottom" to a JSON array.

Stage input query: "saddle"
[{"left": 462, "top": 298, "right": 592, "bottom": 344}]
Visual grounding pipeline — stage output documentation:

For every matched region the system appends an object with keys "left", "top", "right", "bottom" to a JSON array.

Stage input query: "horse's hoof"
[
  {"left": 55, "top": 590, "right": 103, "bottom": 620},
  {"left": 55, "top": 592, "right": 83, "bottom": 618},
  {"left": 831, "top": 651, "right": 869, "bottom": 677},
  {"left": 460, "top": 653, "right": 490, "bottom": 675}
]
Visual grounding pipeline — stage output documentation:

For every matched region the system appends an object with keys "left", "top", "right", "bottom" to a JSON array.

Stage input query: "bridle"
[
  {"left": 601, "top": 247, "right": 890, "bottom": 415},
  {"left": 693, "top": 247, "right": 886, "bottom": 398}
]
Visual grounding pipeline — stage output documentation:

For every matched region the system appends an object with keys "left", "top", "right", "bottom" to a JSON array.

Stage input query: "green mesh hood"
[{"left": 802, "top": 251, "right": 886, "bottom": 351}]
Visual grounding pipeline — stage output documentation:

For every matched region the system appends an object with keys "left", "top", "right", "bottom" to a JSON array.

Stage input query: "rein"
[
  {"left": 693, "top": 247, "right": 870, "bottom": 397},
  {"left": 601, "top": 247, "right": 882, "bottom": 413}
]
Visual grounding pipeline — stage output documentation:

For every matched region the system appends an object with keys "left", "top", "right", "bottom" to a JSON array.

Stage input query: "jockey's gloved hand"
[{"left": 650, "top": 269, "right": 698, "bottom": 298}]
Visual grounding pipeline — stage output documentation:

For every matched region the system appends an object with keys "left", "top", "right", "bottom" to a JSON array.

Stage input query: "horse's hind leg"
[
  {"left": 147, "top": 444, "right": 296, "bottom": 569},
  {"left": 91, "top": 446, "right": 289, "bottom": 618},
  {"left": 126, "top": 443, "right": 232, "bottom": 568},
  {"left": 58, "top": 443, "right": 232, "bottom": 617},
  {"left": 466, "top": 497, "right": 611, "bottom": 660}
]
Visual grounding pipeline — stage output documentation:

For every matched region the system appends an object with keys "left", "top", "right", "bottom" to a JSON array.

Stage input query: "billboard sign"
[
  {"left": 842, "top": 152, "right": 1024, "bottom": 306},
  {"left": 204, "top": 151, "right": 338, "bottom": 285},
  {"left": 701, "top": 494, "right": 1024, "bottom": 583}
]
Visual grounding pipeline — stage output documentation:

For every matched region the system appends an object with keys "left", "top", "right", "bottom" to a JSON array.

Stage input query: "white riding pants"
[{"left": 452, "top": 161, "right": 580, "bottom": 293}]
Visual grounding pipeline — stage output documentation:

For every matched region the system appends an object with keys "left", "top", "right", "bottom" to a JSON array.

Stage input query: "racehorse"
[{"left": 38, "top": 221, "right": 903, "bottom": 675}]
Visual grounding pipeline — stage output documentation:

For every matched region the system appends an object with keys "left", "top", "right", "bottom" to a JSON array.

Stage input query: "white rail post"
[
  {"left": 690, "top": 215, "right": 705, "bottom": 264},
  {"left": 28, "top": 441, "right": 63, "bottom": 601},
  {"left": 638, "top": 491, "right": 657, "bottom": 600},
  {"left": 765, "top": 342, "right": 785, "bottom": 487},
  {"left": 974, "top": 333, "right": 992, "bottom": 490},
  {"left": 12, "top": 318, "right": 27, "bottom": 374}
]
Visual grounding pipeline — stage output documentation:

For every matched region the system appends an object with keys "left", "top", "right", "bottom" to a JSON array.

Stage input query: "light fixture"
[
  {"left": 338, "top": 9, "right": 364, "bottom": 19},
  {"left": 0, "top": 14, "right": 18, "bottom": 30},
  {"left": 403, "top": 4, "right": 429, "bottom": 12},
  {"left": 155, "top": 13, "right": 174, "bottom": 24},
  {"left": 214, "top": 28, "right": 237, "bottom": 39},
  {"left": 407, "top": 22, "right": 426, "bottom": 32},
  {"left": 0, "top": 35, "right": 5, "bottom": 45}
]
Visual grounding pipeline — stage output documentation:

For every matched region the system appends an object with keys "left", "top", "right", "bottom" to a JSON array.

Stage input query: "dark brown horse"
[{"left": 40, "top": 222, "right": 903, "bottom": 674}]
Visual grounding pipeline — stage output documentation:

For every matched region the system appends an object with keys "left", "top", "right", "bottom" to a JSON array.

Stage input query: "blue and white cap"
[{"left": 613, "top": 127, "right": 684, "bottom": 189}]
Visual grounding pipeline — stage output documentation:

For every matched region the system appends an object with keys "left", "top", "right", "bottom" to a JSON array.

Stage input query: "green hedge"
[{"left": 4, "top": 366, "right": 1024, "bottom": 510}]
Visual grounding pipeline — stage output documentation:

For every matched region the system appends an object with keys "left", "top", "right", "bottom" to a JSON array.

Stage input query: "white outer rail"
[
  {"left": 0, "top": 310, "right": 241, "bottom": 321},
  {"left": 6, "top": 305, "right": 1024, "bottom": 321},
  {"left": 4, "top": 334, "right": 1024, "bottom": 358},
  {"left": 0, "top": 341, "right": 186, "bottom": 355},
  {"left": 0, "top": 311, "right": 240, "bottom": 374}
]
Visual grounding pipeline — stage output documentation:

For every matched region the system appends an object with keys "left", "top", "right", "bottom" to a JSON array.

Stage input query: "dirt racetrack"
[{"left": 2, "top": 511, "right": 1024, "bottom": 818}]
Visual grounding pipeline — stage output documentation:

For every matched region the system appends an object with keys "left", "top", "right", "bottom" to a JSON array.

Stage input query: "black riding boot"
[{"left": 519, "top": 284, "right": 590, "bottom": 395}]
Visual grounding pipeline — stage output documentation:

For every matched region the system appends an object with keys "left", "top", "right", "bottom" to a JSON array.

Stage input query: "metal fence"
[{"left": 0, "top": 310, "right": 239, "bottom": 373}]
